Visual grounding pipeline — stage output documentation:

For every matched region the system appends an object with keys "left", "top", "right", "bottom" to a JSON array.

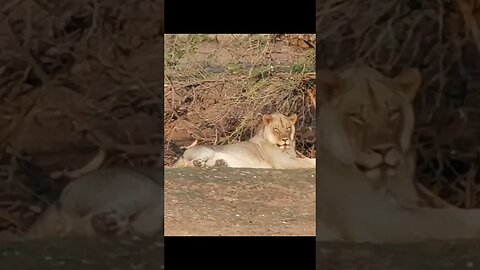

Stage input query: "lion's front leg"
[
  {"left": 291, "top": 157, "right": 316, "bottom": 169},
  {"left": 276, "top": 156, "right": 316, "bottom": 169}
]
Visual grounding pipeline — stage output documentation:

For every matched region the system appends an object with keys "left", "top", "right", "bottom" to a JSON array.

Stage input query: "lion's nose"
[
  {"left": 282, "top": 138, "right": 289, "bottom": 143},
  {"left": 372, "top": 144, "right": 393, "bottom": 156}
]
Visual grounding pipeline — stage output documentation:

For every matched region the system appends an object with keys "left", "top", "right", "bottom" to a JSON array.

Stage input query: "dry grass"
[
  {"left": 164, "top": 34, "right": 316, "bottom": 166},
  {"left": 0, "top": 0, "right": 164, "bottom": 171},
  {"left": 317, "top": 0, "right": 480, "bottom": 208}
]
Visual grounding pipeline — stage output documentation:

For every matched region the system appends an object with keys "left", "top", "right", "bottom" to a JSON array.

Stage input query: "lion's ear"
[
  {"left": 393, "top": 68, "right": 422, "bottom": 101},
  {"left": 263, "top": 114, "right": 273, "bottom": 125},
  {"left": 317, "top": 70, "right": 345, "bottom": 104},
  {"left": 288, "top": 114, "right": 297, "bottom": 124}
]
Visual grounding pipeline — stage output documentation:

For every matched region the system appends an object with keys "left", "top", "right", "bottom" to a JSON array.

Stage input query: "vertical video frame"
[{"left": 164, "top": 34, "right": 316, "bottom": 236}]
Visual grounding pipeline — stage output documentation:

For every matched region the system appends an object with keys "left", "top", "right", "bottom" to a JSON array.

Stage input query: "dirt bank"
[{"left": 164, "top": 167, "right": 315, "bottom": 236}]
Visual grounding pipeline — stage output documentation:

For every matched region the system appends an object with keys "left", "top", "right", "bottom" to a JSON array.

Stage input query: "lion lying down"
[
  {"left": 172, "top": 113, "right": 316, "bottom": 169},
  {"left": 1, "top": 167, "right": 163, "bottom": 240},
  {"left": 316, "top": 65, "right": 480, "bottom": 242}
]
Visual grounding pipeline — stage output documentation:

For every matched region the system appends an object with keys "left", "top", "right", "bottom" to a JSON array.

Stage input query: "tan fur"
[
  {"left": 172, "top": 113, "right": 315, "bottom": 169},
  {"left": 317, "top": 66, "right": 480, "bottom": 242},
  {"left": 21, "top": 168, "right": 163, "bottom": 240},
  {"left": 317, "top": 66, "right": 421, "bottom": 207}
]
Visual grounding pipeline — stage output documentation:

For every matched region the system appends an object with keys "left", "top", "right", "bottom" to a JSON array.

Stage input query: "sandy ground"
[
  {"left": 164, "top": 167, "right": 315, "bottom": 236},
  {"left": 317, "top": 240, "right": 480, "bottom": 270},
  {"left": 0, "top": 235, "right": 163, "bottom": 270}
]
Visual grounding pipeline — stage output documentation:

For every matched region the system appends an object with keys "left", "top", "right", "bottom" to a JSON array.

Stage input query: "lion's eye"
[
  {"left": 389, "top": 109, "right": 400, "bottom": 121},
  {"left": 274, "top": 128, "right": 280, "bottom": 133},
  {"left": 348, "top": 113, "right": 364, "bottom": 125},
  {"left": 286, "top": 127, "right": 291, "bottom": 131}
]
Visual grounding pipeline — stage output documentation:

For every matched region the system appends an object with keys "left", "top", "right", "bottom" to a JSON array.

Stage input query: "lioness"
[
  {"left": 318, "top": 66, "right": 421, "bottom": 207},
  {"left": 1, "top": 168, "right": 163, "bottom": 240},
  {"left": 172, "top": 113, "right": 316, "bottom": 169},
  {"left": 317, "top": 66, "right": 480, "bottom": 242}
]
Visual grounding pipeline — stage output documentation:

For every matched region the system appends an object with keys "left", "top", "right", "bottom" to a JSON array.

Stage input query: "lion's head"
[
  {"left": 259, "top": 113, "right": 297, "bottom": 152},
  {"left": 317, "top": 66, "right": 421, "bottom": 181}
]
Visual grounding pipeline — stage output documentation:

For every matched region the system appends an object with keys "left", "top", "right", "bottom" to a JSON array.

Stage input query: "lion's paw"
[
  {"left": 91, "top": 210, "right": 128, "bottom": 236},
  {"left": 192, "top": 159, "right": 206, "bottom": 167},
  {"left": 214, "top": 159, "right": 228, "bottom": 167}
]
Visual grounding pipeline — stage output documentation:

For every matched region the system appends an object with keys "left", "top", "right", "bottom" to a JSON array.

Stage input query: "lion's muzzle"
[
  {"left": 356, "top": 163, "right": 397, "bottom": 180},
  {"left": 356, "top": 146, "right": 401, "bottom": 180},
  {"left": 276, "top": 143, "right": 291, "bottom": 150},
  {"left": 276, "top": 138, "right": 291, "bottom": 150}
]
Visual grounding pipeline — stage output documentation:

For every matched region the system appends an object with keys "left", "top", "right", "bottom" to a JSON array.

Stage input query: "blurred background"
[
  {"left": 0, "top": 0, "right": 163, "bottom": 268},
  {"left": 317, "top": 0, "right": 480, "bottom": 209}
]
